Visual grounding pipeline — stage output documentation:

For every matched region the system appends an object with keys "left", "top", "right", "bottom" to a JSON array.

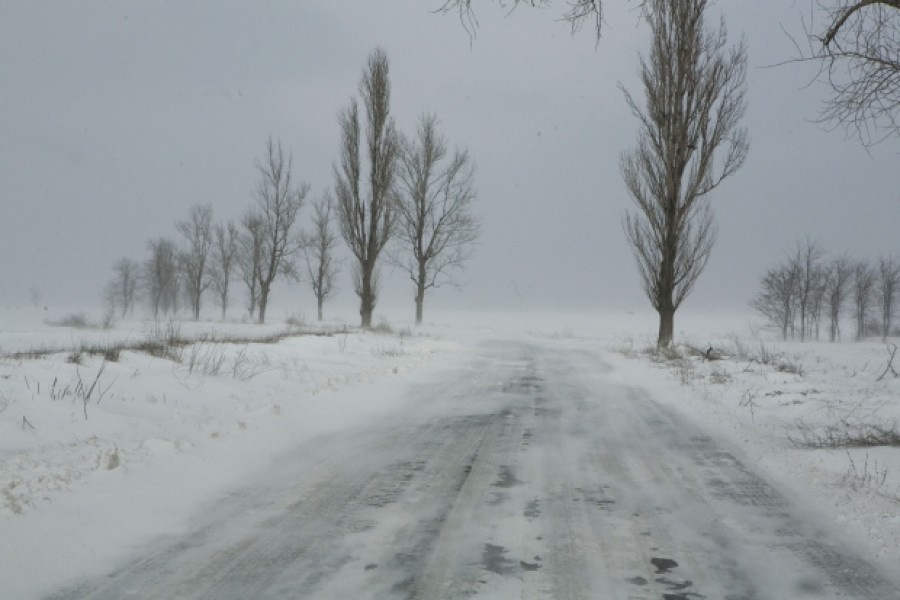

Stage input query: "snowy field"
[{"left": 1, "top": 305, "right": 898, "bottom": 597}]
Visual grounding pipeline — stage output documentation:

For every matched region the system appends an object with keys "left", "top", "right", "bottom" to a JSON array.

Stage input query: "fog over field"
[{"left": 1, "top": 1, "right": 897, "bottom": 318}]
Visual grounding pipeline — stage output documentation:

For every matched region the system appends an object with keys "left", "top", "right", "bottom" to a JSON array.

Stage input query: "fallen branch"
[{"left": 876, "top": 343, "right": 898, "bottom": 381}]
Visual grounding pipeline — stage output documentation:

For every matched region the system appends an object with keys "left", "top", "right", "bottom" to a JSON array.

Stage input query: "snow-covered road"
[{"left": 48, "top": 340, "right": 899, "bottom": 599}]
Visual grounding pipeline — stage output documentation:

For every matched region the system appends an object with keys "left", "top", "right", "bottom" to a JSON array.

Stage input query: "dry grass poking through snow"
[
  {"left": 618, "top": 332, "right": 900, "bottom": 501},
  {"left": 790, "top": 421, "right": 900, "bottom": 450},
  {"left": 0, "top": 311, "right": 447, "bottom": 519},
  {"left": 611, "top": 327, "right": 900, "bottom": 565}
]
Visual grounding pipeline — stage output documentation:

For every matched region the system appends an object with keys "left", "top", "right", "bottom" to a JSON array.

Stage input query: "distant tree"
[
  {"left": 251, "top": 137, "right": 308, "bottom": 324},
  {"left": 144, "top": 237, "right": 180, "bottom": 317},
  {"left": 109, "top": 257, "right": 141, "bottom": 317},
  {"left": 238, "top": 210, "right": 264, "bottom": 320},
  {"left": 102, "top": 280, "right": 118, "bottom": 324},
  {"left": 28, "top": 286, "right": 41, "bottom": 308},
  {"left": 621, "top": 0, "right": 749, "bottom": 347},
  {"left": 301, "top": 193, "right": 341, "bottom": 322},
  {"left": 209, "top": 221, "right": 240, "bottom": 321},
  {"left": 392, "top": 113, "right": 480, "bottom": 325},
  {"left": 335, "top": 48, "right": 400, "bottom": 328},
  {"left": 804, "top": 1, "right": 900, "bottom": 145},
  {"left": 824, "top": 254, "right": 853, "bottom": 341},
  {"left": 877, "top": 255, "right": 900, "bottom": 340},
  {"left": 808, "top": 274, "right": 828, "bottom": 340},
  {"left": 852, "top": 259, "right": 877, "bottom": 340},
  {"left": 175, "top": 203, "right": 214, "bottom": 320},
  {"left": 794, "top": 239, "right": 826, "bottom": 342},
  {"left": 752, "top": 259, "right": 800, "bottom": 341}
]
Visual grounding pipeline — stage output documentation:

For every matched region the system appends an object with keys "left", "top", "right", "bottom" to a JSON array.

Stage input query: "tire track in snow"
[
  {"left": 47, "top": 340, "right": 900, "bottom": 599},
  {"left": 48, "top": 345, "right": 533, "bottom": 600}
]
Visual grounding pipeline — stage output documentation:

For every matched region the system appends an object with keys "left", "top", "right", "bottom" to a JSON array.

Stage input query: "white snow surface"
[{"left": 1, "top": 306, "right": 898, "bottom": 597}]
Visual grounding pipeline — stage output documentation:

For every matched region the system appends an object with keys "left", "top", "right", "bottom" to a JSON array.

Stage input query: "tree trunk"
[
  {"left": 799, "top": 302, "right": 807, "bottom": 342},
  {"left": 317, "top": 297, "right": 324, "bottom": 322},
  {"left": 257, "top": 284, "right": 269, "bottom": 324},
  {"left": 360, "top": 298, "right": 373, "bottom": 328},
  {"left": 415, "top": 292, "right": 424, "bottom": 326},
  {"left": 657, "top": 233, "right": 676, "bottom": 348},
  {"left": 657, "top": 304, "right": 675, "bottom": 348},
  {"left": 360, "top": 267, "right": 374, "bottom": 328},
  {"left": 415, "top": 262, "right": 426, "bottom": 326}
]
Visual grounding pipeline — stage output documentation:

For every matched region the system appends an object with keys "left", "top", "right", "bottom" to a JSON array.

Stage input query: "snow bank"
[
  {"left": 595, "top": 325, "right": 900, "bottom": 573},
  {"left": 0, "top": 307, "right": 460, "bottom": 597},
  {"left": 2, "top": 306, "right": 898, "bottom": 596}
]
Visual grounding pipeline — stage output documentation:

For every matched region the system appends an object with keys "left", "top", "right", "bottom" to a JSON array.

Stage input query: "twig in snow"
[
  {"left": 739, "top": 389, "right": 758, "bottom": 422},
  {"left": 78, "top": 360, "right": 112, "bottom": 420},
  {"left": 876, "top": 343, "right": 898, "bottom": 381}
]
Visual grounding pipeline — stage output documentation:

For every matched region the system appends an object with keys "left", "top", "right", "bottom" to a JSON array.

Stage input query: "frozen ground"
[
  {"left": 0, "top": 306, "right": 898, "bottom": 597},
  {"left": 606, "top": 324, "right": 900, "bottom": 563}
]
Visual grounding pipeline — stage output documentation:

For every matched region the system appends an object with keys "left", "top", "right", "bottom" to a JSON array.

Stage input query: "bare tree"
[
  {"left": 109, "top": 257, "right": 141, "bottom": 317},
  {"left": 209, "top": 221, "right": 239, "bottom": 321},
  {"left": 752, "top": 258, "right": 800, "bottom": 341},
  {"left": 301, "top": 193, "right": 341, "bottom": 322},
  {"left": 809, "top": 274, "right": 829, "bottom": 340},
  {"left": 28, "top": 286, "right": 42, "bottom": 308},
  {"left": 877, "top": 255, "right": 900, "bottom": 339},
  {"left": 238, "top": 210, "right": 265, "bottom": 320},
  {"left": 102, "top": 280, "right": 118, "bottom": 324},
  {"left": 804, "top": 1, "right": 900, "bottom": 144},
  {"left": 175, "top": 203, "right": 214, "bottom": 320},
  {"left": 335, "top": 48, "right": 400, "bottom": 328},
  {"left": 144, "top": 237, "right": 180, "bottom": 318},
  {"left": 824, "top": 254, "right": 853, "bottom": 341},
  {"left": 794, "top": 239, "right": 826, "bottom": 342},
  {"left": 437, "top": 0, "right": 604, "bottom": 38},
  {"left": 621, "top": 0, "right": 749, "bottom": 347},
  {"left": 392, "top": 114, "right": 480, "bottom": 325},
  {"left": 252, "top": 137, "right": 309, "bottom": 324},
  {"left": 852, "top": 259, "right": 877, "bottom": 340}
]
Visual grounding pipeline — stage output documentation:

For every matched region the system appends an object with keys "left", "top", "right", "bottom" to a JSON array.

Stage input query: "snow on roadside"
[
  {"left": 444, "top": 308, "right": 900, "bottom": 573},
  {"left": 0, "top": 307, "right": 464, "bottom": 597},
  {"left": 3, "top": 306, "right": 898, "bottom": 595},
  {"left": 599, "top": 330, "right": 900, "bottom": 571},
  {"left": 0, "top": 312, "right": 453, "bottom": 520}
]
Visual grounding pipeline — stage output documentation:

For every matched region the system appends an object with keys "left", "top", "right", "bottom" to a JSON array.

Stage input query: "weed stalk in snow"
[{"left": 876, "top": 343, "right": 898, "bottom": 381}]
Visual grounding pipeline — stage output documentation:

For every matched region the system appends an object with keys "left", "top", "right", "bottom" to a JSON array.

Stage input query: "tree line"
[
  {"left": 104, "top": 48, "right": 479, "bottom": 327},
  {"left": 104, "top": 1, "right": 900, "bottom": 342},
  {"left": 752, "top": 239, "right": 900, "bottom": 342}
]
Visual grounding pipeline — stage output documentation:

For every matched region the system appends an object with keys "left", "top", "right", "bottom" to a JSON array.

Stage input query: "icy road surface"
[{"left": 51, "top": 341, "right": 899, "bottom": 599}]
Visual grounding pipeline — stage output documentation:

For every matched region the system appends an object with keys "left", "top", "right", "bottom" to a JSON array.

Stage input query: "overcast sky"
[{"left": 1, "top": 1, "right": 898, "bottom": 320}]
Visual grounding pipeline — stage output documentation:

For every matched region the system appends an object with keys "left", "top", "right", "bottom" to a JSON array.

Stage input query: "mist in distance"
[{"left": 1, "top": 1, "right": 897, "bottom": 324}]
